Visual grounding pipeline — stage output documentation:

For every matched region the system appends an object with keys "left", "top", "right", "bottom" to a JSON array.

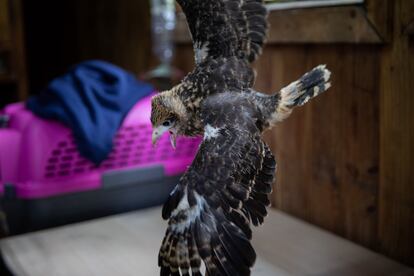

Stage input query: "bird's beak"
[
  {"left": 169, "top": 131, "right": 177, "bottom": 150},
  {"left": 152, "top": 131, "right": 160, "bottom": 146},
  {"left": 152, "top": 126, "right": 168, "bottom": 146},
  {"left": 152, "top": 125, "right": 176, "bottom": 148}
]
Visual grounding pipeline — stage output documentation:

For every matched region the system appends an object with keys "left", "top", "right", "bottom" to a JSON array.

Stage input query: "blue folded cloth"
[{"left": 27, "top": 60, "right": 153, "bottom": 164}]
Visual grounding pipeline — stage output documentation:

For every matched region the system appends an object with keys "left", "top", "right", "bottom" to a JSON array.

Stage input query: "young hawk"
[
  {"left": 151, "top": 0, "right": 268, "bottom": 148},
  {"left": 153, "top": 0, "right": 331, "bottom": 275}
]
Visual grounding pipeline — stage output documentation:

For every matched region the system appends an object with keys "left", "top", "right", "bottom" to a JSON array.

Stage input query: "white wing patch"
[
  {"left": 170, "top": 190, "right": 206, "bottom": 233},
  {"left": 194, "top": 41, "right": 209, "bottom": 64},
  {"left": 204, "top": 124, "right": 221, "bottom": 140}
]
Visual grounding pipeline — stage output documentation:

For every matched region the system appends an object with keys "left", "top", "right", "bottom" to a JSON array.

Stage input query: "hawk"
[
  {"left": 152, "top": 1, "right": 331, "bottom": 275},
  {"left": 151, "top": 0, "right": 269, "bottom": 147}
]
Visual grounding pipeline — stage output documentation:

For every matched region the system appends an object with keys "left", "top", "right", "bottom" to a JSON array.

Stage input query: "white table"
[{"left": 1, "top": 207, "right": 412, "bottom": 276}]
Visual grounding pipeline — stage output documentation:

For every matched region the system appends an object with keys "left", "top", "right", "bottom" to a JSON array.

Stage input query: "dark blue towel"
[{"left": 27, "top": 60, "right": 153, "bottom": 164}]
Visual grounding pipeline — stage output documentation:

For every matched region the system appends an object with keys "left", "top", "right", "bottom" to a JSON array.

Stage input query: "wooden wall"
[
  {"left": 256, "top": 44, "right": 382, "bottom": 250},
  {"left": 0, "top": 0, "right": 27, "bottom": 105},
  {"left": 23, "top": 0, "right": 152, "bottom": 95},
  {"left": 174, "top": 1, "right": 414, "bottom": 266},
  {"left": 378, "top": 0, "right": 414, "bottom": 266}
]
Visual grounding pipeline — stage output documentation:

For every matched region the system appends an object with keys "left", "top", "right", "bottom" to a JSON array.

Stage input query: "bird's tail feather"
[
  {"left": 269, "top": 64, "right": 331, "bottom": 124},
  {"left": 159, "top": 187, "right": 256, "bottom": 276}
]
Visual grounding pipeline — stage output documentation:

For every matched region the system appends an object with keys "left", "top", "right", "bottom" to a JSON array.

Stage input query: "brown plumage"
[
  {"left": 152, "top": 1, "right": 332, "bottom": 275},
  {"left": 151, "top": 0, "right": 267, "bottom": 146}
]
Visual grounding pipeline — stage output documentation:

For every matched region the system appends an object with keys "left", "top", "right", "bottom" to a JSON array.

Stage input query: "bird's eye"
[{"left": 162, "top": 116, "right": 176, "bottom": 127}]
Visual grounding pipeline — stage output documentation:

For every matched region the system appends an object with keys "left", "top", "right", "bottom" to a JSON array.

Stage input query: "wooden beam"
[
  {"left": 266, "top": 6, "right": 382, "bottom": 44},
  {"left": 365, "top": 0, "right": 393, "bottom": 42},
  {"left": 174, "top": 5, "right": 383, "bottom": 44}
]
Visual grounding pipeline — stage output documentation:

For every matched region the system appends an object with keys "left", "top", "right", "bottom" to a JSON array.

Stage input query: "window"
[{"left": 265, "top": 0, "right": 364, "bottom": 11}]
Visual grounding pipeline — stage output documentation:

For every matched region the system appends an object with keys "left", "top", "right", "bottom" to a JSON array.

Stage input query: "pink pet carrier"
[{"left": 0, "top": 93, "right": 201, "bottom": 234}]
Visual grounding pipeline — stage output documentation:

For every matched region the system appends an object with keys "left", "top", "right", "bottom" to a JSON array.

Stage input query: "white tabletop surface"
[{"left": 1, "top": 207, "right": 412, "bottom": 276}]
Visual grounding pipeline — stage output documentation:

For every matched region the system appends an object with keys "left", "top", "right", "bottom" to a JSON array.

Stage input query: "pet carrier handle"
[{"left": 101, "top": 165, "right": 166, "bottom": 189}]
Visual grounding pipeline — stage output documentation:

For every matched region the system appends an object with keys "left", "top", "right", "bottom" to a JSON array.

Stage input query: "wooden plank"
[
  {"left": 8, "top": 0, "right": 28, "bottom": 101},
  {"left": 253, "top": 44, "right": 381, "bottom": 250},
  {"left": 266, "top": 6, "right": 382, "bottom": 44},
  {"left": 365, "top": 0, "right": 393, "bottom": 42},
  {"left": 378, "top": 0, "right": 414, "bottom": 266},
  {"left": 174, "top": 6, "right": 383, "bottom": 44},
  {"left": 0, "top": 40, "right": 11, "bottom": 51},
  {"left": 1, "top": 207, "right": 412, "bottom": 276},
  {"left": 0, "top": 74, "right": 16, "bottom": 83},
  {"left": 0, "top": 0, "right": 10, "bottom": 43}
]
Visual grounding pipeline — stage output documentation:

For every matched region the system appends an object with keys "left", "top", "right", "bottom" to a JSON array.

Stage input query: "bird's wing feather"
[
  {"left": 159, "top": 93, "right": 276, "bottom": 276},
  {"left": 177, "top": 0, "right": 268, "bottom": 64}
]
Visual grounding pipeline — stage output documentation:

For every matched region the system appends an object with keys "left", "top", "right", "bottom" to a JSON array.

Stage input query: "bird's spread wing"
[
  {"left": 177, "top": 0, "right": 268, "bottom": 64},
  {"left": 159, "top": 93, "right": 276, "bottom": 276}
]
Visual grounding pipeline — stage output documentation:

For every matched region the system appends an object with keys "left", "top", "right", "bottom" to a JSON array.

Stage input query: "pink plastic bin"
[{"left": 0, "top": 93, "right": 200, "bottom": 199}]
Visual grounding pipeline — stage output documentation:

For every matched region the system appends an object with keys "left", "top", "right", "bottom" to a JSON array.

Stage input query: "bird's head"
[{"left": 150, "top": 91, "right": 186, "bottom": 148}]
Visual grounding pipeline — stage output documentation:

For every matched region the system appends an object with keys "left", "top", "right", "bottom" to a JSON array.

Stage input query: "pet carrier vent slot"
[{"left": 43, "top": 123, "right": 200, "bottom": 180}]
